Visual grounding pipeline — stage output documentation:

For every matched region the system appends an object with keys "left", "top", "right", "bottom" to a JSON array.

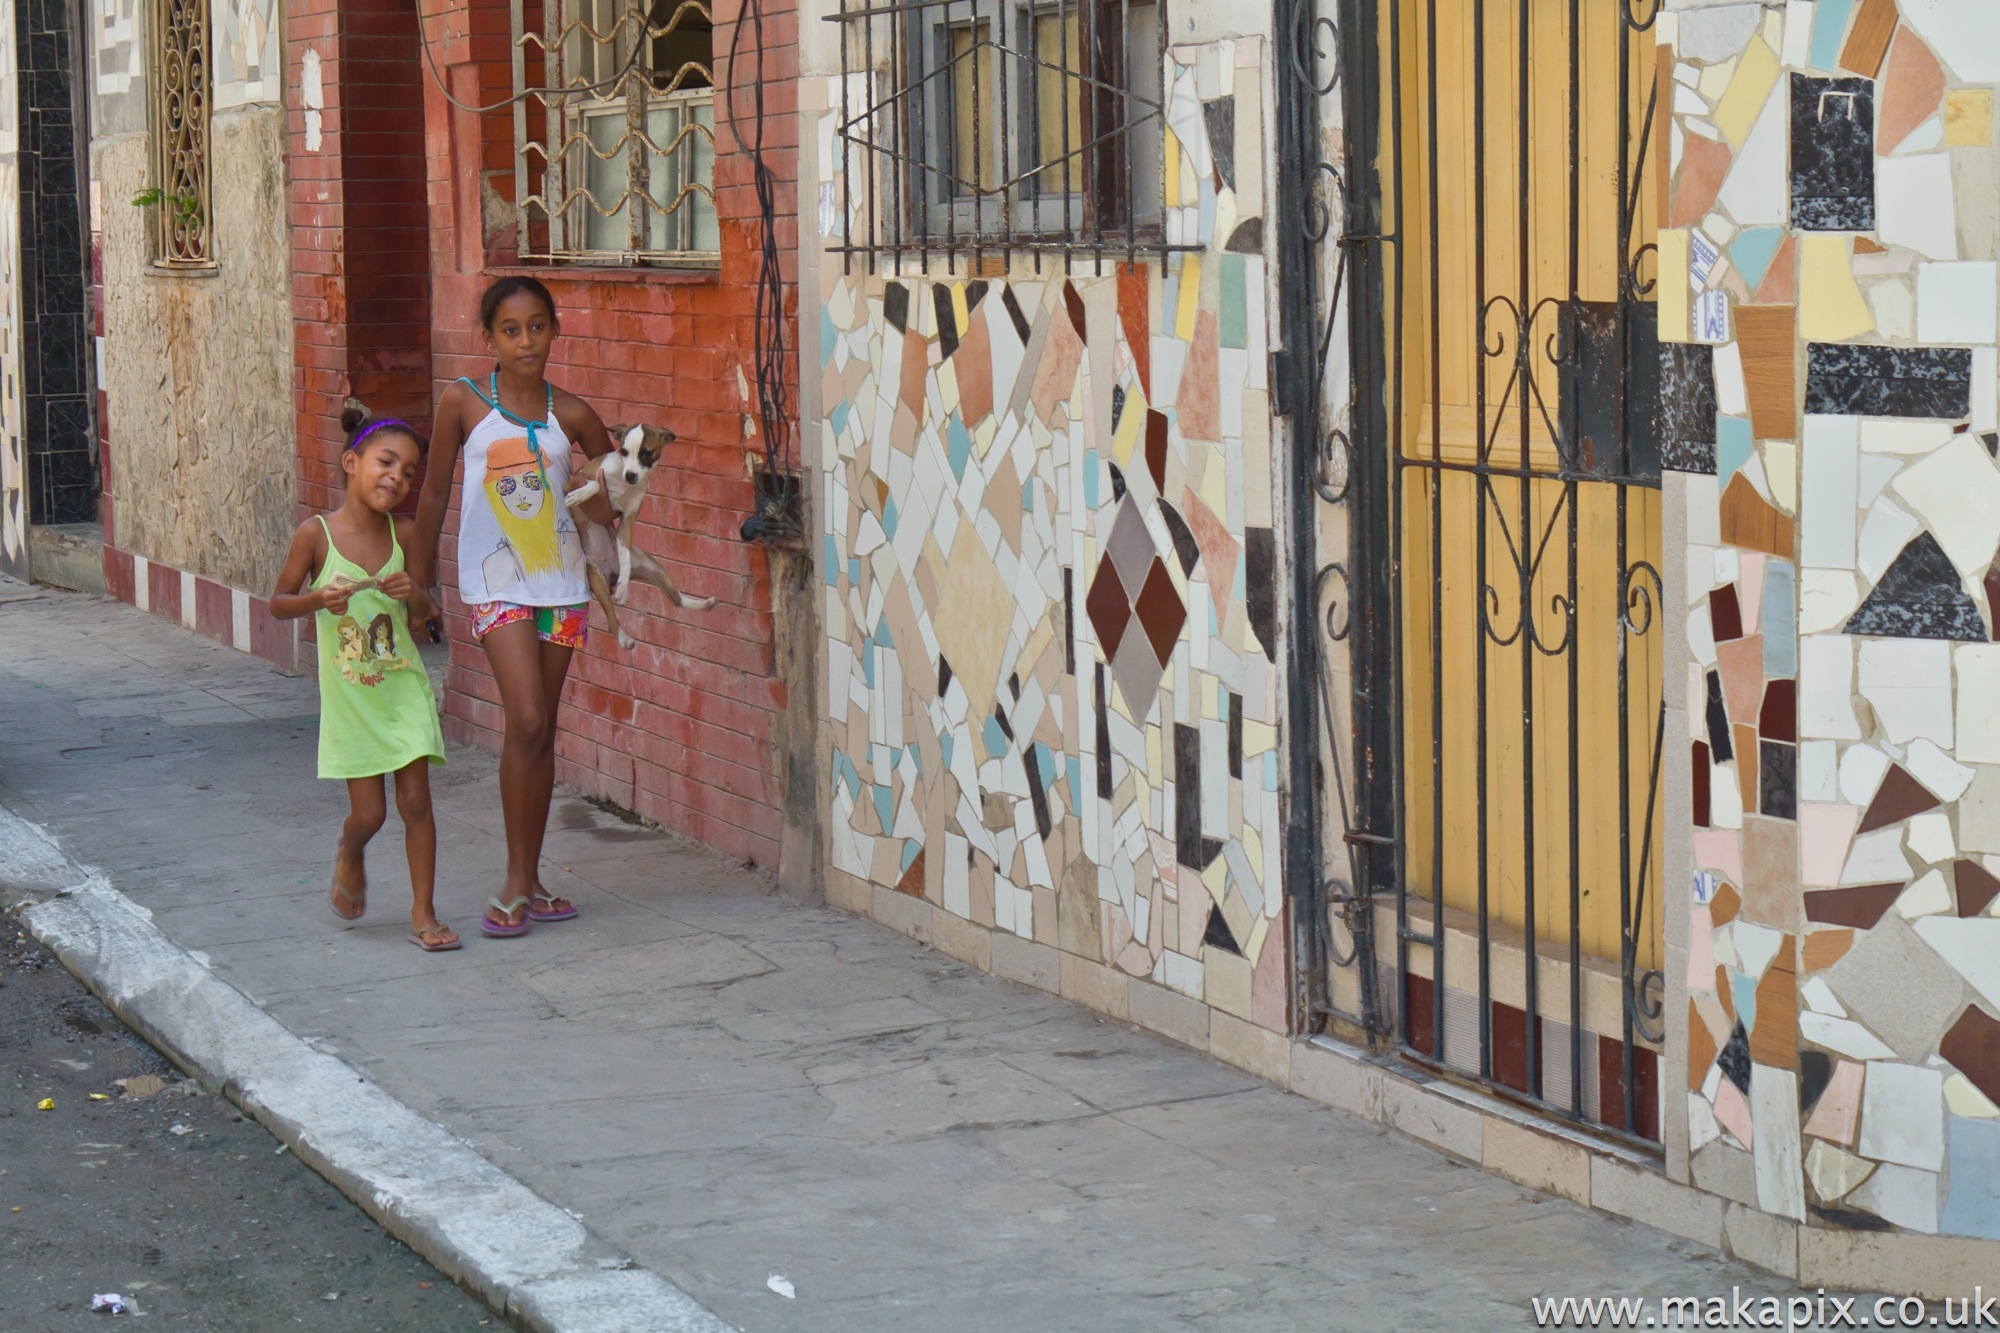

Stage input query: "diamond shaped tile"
[
  {"left": 1105, "top": 497, "right": 1158, "bottom": 598},
  {"left": 1134, "top": 558, "right": 1188, "bottom": 666},
  {"left": 1085, "top": 559, "right": 1131, "bottom": 662},
  {"left": 1110, "top": 623, "right": 1165, "bottom": 717}
]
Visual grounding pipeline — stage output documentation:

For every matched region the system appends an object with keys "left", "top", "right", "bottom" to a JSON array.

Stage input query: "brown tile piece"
[
  {"left": 1085, "top": 558, "right": 1131, "bottom": 661},
  {"left": 1690, "top": 999, "right": 1720, "bottom": 1091},
  {"left": 1878, "top": 25, "right": 1946, "bottom": 154},
  {"left": 1718, "top": 635, "right": 1765, "bottom": 728},
  {"left": 1760, "top": 679, "right": 1798, "bottom": 743},
  {"left": 1840, "top": 0, "right": 1899, "bottom": 77},
  {"left": 1719, "top": 473, "right": 1797, "bottom": 558},
  {"left": 1735, "top": 305, "right": 1798, "bottom": 440},
  {"left": 1711, "top": 583, "right": 1745, "bottom": 641},
  {"left": 1133, "top": 558, "right": 1187, "bottom": 666},
  {"left": 1804, "top": 883, "right": 1905, "bottom": 929},
  {"left": 1857, "top": 764, "right": 1940, "bottom": 833},
  {"left": 1755, "top": 236, "right": 1797, "bottom": 304},
  {"left": 1742, "top": 815, "right": 1801, "bottom": 931},
  {"left": 1118, "top": 262, "right": 1152, "bottom": 395},
  {"left": 956, "top": 305, "right": 995, "bottom": 427},
  {"left": 1986, "top": 553, "right": 2000, "bottom": 641},
  {"left": 1854, "top": 236, "right": 1886, "bottom": 254},
  {"left": 1693, "top": 740, "right": 1713, "bottom": 826},
  {"left": 1672, "top": 132, "right": 1733, "bottom": 228},
  {"left": 988, "top": 453, "right": 1024, "bottom": 552},
  {"left": 900, "top": 329, "right": 931, "bottom": 422},
  {"left": 1712, "top": 880, "right": 1743, "bottom": 927},
  {"left": 1736, "top": 723, "right": 1760, "bottom": 812},
  {"left": 1178, "top": 310, "right": 1221, "bottom": 442},
  {"left": 1063, "top": 281, "right": 1087, "bottom": 341},
  {"left": 1803, "top": 928, "right": 1854, "bottom": 972},
  {"left": 1146, "top": 410, "right": 1168, "bottom": 491},
  {"left": 1956, "top": 859, "right": 2000, "bottom": 917},
  {"left": 1941, "top": 1005, "right": 2000, "bottom": 1111},
  {"left": 895, "top": 846, "right": 927, "bottom": 898},
  {"left": 1751, "top": 937, "right": 1799, "bottom": 1069}
]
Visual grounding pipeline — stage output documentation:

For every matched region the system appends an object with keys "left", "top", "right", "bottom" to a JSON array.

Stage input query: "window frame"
[{"left": 148, "top": 0, "right": 215, "bottom": 269}]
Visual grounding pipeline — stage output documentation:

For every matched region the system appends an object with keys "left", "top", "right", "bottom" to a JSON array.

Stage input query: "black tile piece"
[
  {"left": 1001, "top": 284, "right": 1032, "bottom": 343},
  {"left": 1800, "top": 1050, "right": 1833, "bottom": 1114},
  {"left": 883, "top": 281, "right": 909, "bottom": 333},
  {"left": 1809, "top": 1205, "right": 1894, "bottom": 1232},
  {"left": 1203, "top": 904, "right": 1243, "bottom": 957},
  {"left": 1202, "top": 97, "right": 1236, "bottom": 190},
  {"left": 1711, "top": 583, "right": 1744, "bottom": 641},
  {"left": 1984, "top": 431, "right": 2000, "bottom": 458},
  {"left": 1805, "top": 343, "right": 1973, "bottom": 418},
  {"left": 1660, "top": 342, "right": 1718, "bottom": 474},
  {"left": 1008, "top": 672, "right": 1021, "bottom": 701},
  {"left": 1705, "top": 670, "right": 1733, "bottom": 761},
  {"left": 1175, "top": 723, "right": 1203, "bottom": 869},
  {"left": 1228, "top": 694, "right": 1244, "bottom": 780},
  {"left": 993, "top": 703, "right": 1014, "bottom": 742},
  {"left": 1063, "top": 282, "right": 1087, "bottom": 340},
  {"left": 1111, "top": 384, "right": 1127, "bottom": 434},
  {"left": 1108, "top": 462, "right": 1127, "bottom": 501},
  {"left": 965, "top": 280, "right": 988, "bottom": 312},
  {"left": 932, "top": 284, "right": 959, "bottom": 358},
  {"left": 1063, "top": 567, "right": 1075, "bottom": 675},
  {"left": 1200, "top": 837, "right": 1225, "bottom": 868},
  {"left": 1694, "top": 740, "right": 1712, "bottom": 827},
  {"left": 1024, "top": 742, "right": 1053, "bottom": 841},
  {"left": 1844, "top": 531, "right": 1988, "bottom": 641},
  {"left": 1095, "top": 665, "right": 1112, "bottom": 798},
  {"left": 1245, "top": 527, "right": 1277, "bottom": 662},
  {"left": 938, "top": 654, "right": 954, "bottom": 696},
  {"left": 1158, "top": 500, "right": 1201, "bottom": 576},
  {"left": 1791, "top": 75, "right": 1875, "bottom": 231},
  {"left": 1718, "top": 1020, "right": 1752, "bottom": 1096},
  {"left": 1224, "top": 218, "right": 1264, "bottom": 254},
  {"left": 1759, "top": 740, "right": 1797, "bottom": 821}
]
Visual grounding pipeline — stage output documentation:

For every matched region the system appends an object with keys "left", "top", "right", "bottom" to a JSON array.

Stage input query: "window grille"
[
  {"left": 830, "top": 0, "right": 1184, "bottom": 267},
  {"left": 150, "top": 0, "right": 213, "bottom": 267},
  {"left": 512, "top": 0, "right": 718, "bottom": 264}
]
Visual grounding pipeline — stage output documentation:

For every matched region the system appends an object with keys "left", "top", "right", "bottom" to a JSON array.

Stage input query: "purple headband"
[{"left": 347, "top": 418, "right": 418, "bottom": 451}]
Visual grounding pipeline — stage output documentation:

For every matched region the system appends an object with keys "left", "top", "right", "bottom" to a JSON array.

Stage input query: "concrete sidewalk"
[{"left": 0, "top": 586, "right": 1782, "bottom": 1330}]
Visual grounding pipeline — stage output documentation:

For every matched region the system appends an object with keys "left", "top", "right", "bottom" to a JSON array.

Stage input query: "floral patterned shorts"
[{"left": 469, "top": 600, "right": 588, "bottom": 649}]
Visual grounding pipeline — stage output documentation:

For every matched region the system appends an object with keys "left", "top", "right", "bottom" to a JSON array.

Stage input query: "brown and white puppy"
[{"left": 565, "top": 423, "right": 715, "bottom": 650}]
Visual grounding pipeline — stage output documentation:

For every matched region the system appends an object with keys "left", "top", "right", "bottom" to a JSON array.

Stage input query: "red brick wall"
[{"left": 414, "top": 0, "right": 800, "bottom": 865}]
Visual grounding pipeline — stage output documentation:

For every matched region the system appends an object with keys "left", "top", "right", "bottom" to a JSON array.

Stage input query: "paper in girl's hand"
[{"left": 326, "top": 576, "right": 383, "bottom": 595}]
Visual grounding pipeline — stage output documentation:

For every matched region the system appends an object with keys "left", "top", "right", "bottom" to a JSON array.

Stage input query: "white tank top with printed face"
[{"left": 455, "top": 402, "right": 590, "bottom": 607}]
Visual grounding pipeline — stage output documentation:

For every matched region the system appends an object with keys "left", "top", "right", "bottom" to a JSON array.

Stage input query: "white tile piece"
[
  {"left": 1841, "top": 828, "right": 1915, "bottom": 885},
  {"left": 1897, "top": 866, "right": 1956, "bottom": 916},
  {"left": 1800, "top": 568, "right": 1862, "bottom": 633},
  {"left": 1714, "top": 342, "right": 1748, "bottom": 416},
  {"left": 1856, "top": 454, "right": 1903, "bottom": 508},
  {"left": 1689, "top": 1092, "right": 1722, "bottom": 1154},
  {"left": 1805, "top": 1139, "right": 1875, "bottom": 1203},
  {"left": 1906, "top": 739, "right": 1975, "bottom": 802},
  {"left": 1947, "top": 1074, "right": 2000, "bottom": 1118},
  {"left": 1839, "top": 744, "right": 1892, "bottom": 807},
  {"left": 1734, "top": 922, "right": 1783, "bottom": 980},
  {"left": 1801, "top": 976, "right": 1846, "bottom": 1016},
  {"left": 1688, "top": 544, "right": 1718, "bottom": 605},
  {"left": 1896, "top": 115, "right": 1945, "bottom": 155},
  {"left": 1686, "top": 474, "right": 1721, "bottom": 546},
  {"left": 1877, "top": 153, "right": 1959, "bottom": 260},
  {"left": 1688, "top": 604, "right": 1718, "bottom": 668},
  {"left": 1913, "top": 916, "right": 2000, "bottom": 1010},
  {"left": 1847, "top": 1162, "right": 1940, "bottom": 1234},
  {"left": 1753, "top": 1065, "right": 1807, "bottom": 1221},
  {"left": 1801, "top": 415, "right": 1860, "bottom": 570},
  {"left": 1781, "top": 0, "right": 1813, "bottom": 65},
  {"left": 1961, "top": 647, "right": 2000, "bottom": 765},
  {"left": 1802, "top": 739, "right": 1839, "bottom": 801},
  {"left": 1861, "top": 420, "right": 1953, "bottom": 456},
  {"left": 1801, "top": 1012, "right": 1897, "bottom": 1061},
  {"left": 1710, "top": 761, "right": 1744, "bottom": 828},
  {"left": 1800, "top": 635, "right": 1863, "bottom": 740},
  {"left": 1916, "top": 262, "right": 1999, "bottom": 344},
  {"left": 1900, "top": 0, "right": 2000, "bottom": 82},
  {"left": 1859, "top": 1063, "right": 1946, "bottom": 1171},
  {"left": 1857, "top": 498, "right": 1921, "bottom": 584},
  {"left": 1869, "top": 277, "right": 1915, "bottom": 340},
  {"left": 1716, "top": 88, "right": 1788, "bottom": 226},
  {"left": 1857, "top": 638, "right": 1953, "bottom": 746}
]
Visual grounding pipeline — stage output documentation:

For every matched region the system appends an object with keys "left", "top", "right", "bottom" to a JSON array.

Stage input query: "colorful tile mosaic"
[{"left": 1669, "top": 0, "right": 2000, "bottom": 1242}]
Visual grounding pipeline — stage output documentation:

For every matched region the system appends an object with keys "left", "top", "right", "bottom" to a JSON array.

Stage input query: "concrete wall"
[{"left": 0, "top": 5, "right": 24, "bottom": 579}]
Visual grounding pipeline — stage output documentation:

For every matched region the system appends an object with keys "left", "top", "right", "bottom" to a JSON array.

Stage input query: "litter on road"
[{"left": 89, "top": 1292, "right": 127, "bottom": 1314}]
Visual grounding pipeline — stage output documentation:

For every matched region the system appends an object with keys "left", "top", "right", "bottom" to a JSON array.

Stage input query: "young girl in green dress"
[{"left": 271, "top": 409, "right": 456, "bottom": 951}]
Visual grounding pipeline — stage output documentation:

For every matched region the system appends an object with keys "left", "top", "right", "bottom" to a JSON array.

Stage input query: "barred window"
[
  {"left": 513, "top": 0, "right": 718, "bottom": 265},
  {"left": 832, "top": 0, "right": 1173, "bottom": 263},
  {"left": 148, "top": 0, "right": 213, "bottom": 267}
]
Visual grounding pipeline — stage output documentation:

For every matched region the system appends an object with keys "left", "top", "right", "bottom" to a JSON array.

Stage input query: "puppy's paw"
[
  {"left": 616, "top": 631, "right": 637, "bottom": 651},
  {"left": 614, "top": 585, "right": 631, "bottom": 606},
  {"left": 677, "top": 594, "right": 718, "bottom": 612}
]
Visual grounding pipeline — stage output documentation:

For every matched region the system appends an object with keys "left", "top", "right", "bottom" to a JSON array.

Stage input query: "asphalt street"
[{"left": 0, "top": 916, "right": 494, "bottom": 1331}]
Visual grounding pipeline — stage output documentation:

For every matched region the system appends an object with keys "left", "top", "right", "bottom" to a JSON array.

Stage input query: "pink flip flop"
[
  {"left": 526, "top": 891, "right": 578, "bottom": 923},
  {"left": 481, "top": 897, "right": 532, "bottom": 938}
]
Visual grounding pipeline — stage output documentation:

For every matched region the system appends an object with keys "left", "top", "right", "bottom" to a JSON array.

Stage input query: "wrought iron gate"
[{"left": 1278, "top": 0, "right": 1668, "bottom": 1145}]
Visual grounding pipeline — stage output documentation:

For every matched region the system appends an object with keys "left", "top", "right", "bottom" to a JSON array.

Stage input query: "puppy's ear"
[{"left": 648, "top": 425, "right": 677, "bottom": 446}]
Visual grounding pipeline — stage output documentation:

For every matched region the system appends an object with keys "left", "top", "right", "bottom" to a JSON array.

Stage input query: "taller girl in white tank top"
[{"left": 454, "top": 373, "right": 590, "bottom": 607}]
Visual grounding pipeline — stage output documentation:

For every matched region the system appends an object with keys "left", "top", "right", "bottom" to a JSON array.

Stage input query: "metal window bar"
[
  {"left": 151, "top": 0, "right": 213, "bottom": 266},
  {"left": 827, "top": 0, "right": 1187, "bottom": 270},
  {"left": 511, "top": 0, "right": 718, "bottom": 264},
  {"left": 1281, "top": 0, "right": 1667, "bottom": 1149}
]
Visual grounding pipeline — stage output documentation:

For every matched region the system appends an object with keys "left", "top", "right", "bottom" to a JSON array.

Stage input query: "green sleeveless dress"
[{"left": 311, "top": 516, "right": 446, "bottom": 780}]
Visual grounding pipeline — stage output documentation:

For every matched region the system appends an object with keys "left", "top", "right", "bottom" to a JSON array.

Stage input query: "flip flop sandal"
[
  {"left": 407, "top": 925, "right": 463, "bottom": 953},
  {"left": 330, "top": 876, "right": 366, "bottom": 922},
  {"left": 527, "top": 891, "right": 579, "bottom": 923},
  {"left": 481, "top": 897, "right": 532, "bottom": 938}
]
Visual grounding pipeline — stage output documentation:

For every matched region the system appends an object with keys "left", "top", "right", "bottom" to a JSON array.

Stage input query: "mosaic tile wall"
[
  {"left": 1664, "top": 0, "right": 2000, "bottom": 1237},
  {"left": 818, "top": 38, "right": 1290, "bottom": 1030},
  {"left": 0, "top": 16, "right": 22, "bottom": 579}
]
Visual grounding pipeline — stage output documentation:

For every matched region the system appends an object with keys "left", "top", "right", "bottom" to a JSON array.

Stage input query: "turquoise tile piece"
[
  {"left": 901, "top": 838, "right": 921, "bottom": 873},
  {"left": 1034, "top": 741, "right": 1057, "bottom": 786},
  {"left": 831, "top": 398, "right": 850, "bottom": 437},
  {"left": 882, "top": 496, "right": 899, "bottom": 539},
  {"left": 1085, "top": 449, "right": 1101, "bottom": 509},
  {"left": 1763, "top": 559, "right": 1797, "bottom": 679},
  {"left": 906, "top": 741, "right": 923, "bottom": 779},
  {"left": 821, "top": 305, "right": 836, "bottom": 365},
  {"left": 1219, "top": 252, "right": 1247, "bottom": 349},
  {"left": 861, "top": 641, "right": 875, "bottom": 689},
  {"left": 948, "top": 411, "right": 971, "bottom": 480},
  {"left": 1023, "top": 477, "right": 1035, "bottom": 514},
  {"left": 984, "top": 716, "right": 1009, "bottom": 758},
  {"left": 1718, "top": 417, "right": 1754, "bottom": 483},
  {"left": 1943, "top": 1118, "right": 2000, "bottom": 1239},
  {"left": 1730, "top": 228, "right": 1785, "bottom": 293},
  {"left": 1729, "top": 970, "right": 1758, "bottom": 1035},
  {"left": 872, "top": 783, "right": 894, "bottom": 834},
  {"left": 824, "top": 534, "right": 840, "bottom": 585},
  {"left": 1809, "top": 0, "right": 1856, "bottom": 71}
]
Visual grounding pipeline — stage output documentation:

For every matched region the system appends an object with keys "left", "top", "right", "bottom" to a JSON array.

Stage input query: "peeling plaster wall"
[{"left": 95, "top": 105, "right": 295, "bottom": 594}]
